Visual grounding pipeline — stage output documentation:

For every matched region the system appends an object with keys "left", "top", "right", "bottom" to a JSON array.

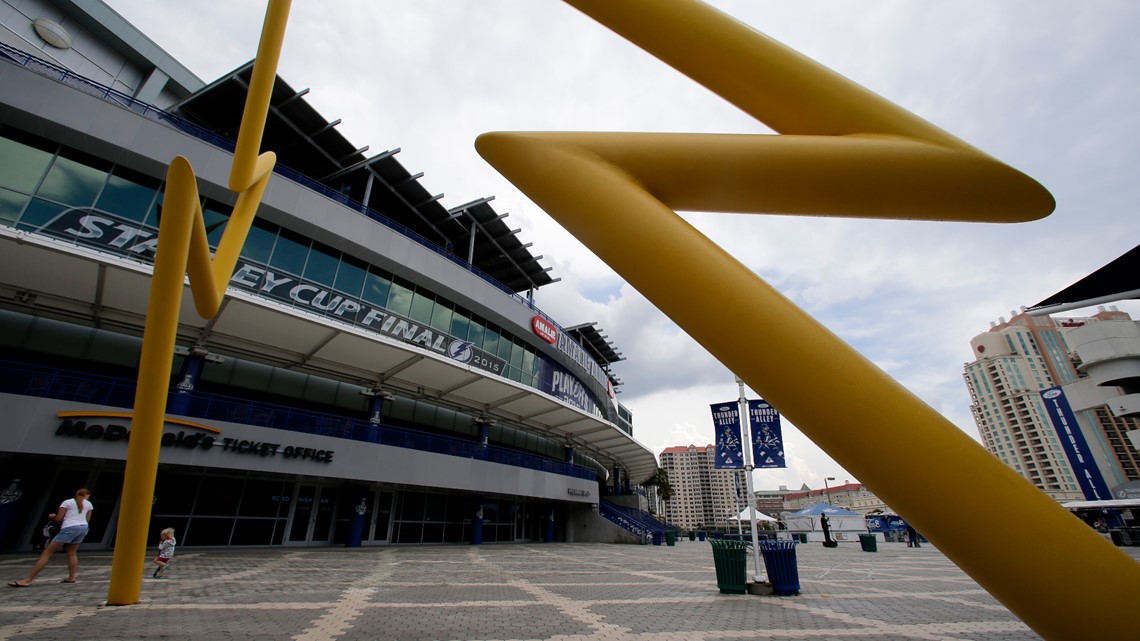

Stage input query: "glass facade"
[{"left": 0, "top": 127, "right": 608, "bottom": 417}]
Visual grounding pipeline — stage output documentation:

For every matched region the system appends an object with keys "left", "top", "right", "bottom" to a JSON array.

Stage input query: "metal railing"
[
  {"left": 0, "top": 360, "right": 596, "bottom": 481},
  {"left": 0, "top": 41, "right": 571, "bottom": 333},
  {"left": 599, "top": 500, "right": 677, "bottom": 542}
]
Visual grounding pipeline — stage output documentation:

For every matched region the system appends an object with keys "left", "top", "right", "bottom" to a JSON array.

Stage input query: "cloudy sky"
[{"left": 103, "top": 0, "right": 1140, "bottom": 492}]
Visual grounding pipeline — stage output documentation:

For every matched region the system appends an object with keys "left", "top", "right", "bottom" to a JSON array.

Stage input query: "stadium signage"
[
  {"left": 40, "top": 208, "right": 506, "bottom": 376},
  {"left": 53, "top": 416, "right": 334, "bottom": 463},
  {"left": 531, "top": 316, "right": 558, "bottom": 344}
]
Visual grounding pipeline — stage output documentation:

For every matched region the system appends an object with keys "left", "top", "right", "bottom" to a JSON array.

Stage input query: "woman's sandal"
[{"left": 7, "top": 581, "right": 30, "bottom": 588}]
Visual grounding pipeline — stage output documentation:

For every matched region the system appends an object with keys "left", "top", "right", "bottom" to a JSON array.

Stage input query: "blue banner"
[
  {"left": 1040, "top": 387, "right": 1111, "bottom": 500},
  {"left": 748, "top": 399, "right": 786, "bottom": 469},
  {"left": 710, "top": 402, "right": 744, "bottom": 469}
]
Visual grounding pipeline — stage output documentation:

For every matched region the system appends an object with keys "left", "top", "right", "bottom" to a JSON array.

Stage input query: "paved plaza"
[{"left": 2, "top": 539, "right": 1137, "bottom": 640}]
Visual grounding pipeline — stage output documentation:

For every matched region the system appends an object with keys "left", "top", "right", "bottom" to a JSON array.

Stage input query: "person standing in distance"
[{"left": 8, "top": 488, "right": 93, "bottom": 587}]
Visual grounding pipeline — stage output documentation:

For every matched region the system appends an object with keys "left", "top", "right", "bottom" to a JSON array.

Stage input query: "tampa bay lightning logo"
[
  {"left": 448, "top": 340, "right": 474, "bottom": 364},
  {"left": 1042, "top": 389, "right": 1062, "bottom": 399}
]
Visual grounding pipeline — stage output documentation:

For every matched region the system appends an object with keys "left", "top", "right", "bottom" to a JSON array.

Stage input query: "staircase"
[{"left": 599, "top": 500, "right": 678, "bottom": 543}]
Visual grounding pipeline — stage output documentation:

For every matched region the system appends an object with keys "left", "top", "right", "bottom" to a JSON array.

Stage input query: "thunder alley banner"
[
  {"left": 748, "top": 399, "right": 786, "bottom": 469},
  {"left": 1040, "top": 387, "right": 1110, "bottom": 500},
  {"left": 710, "top": 402, "right": 744, "bottom": 469}
]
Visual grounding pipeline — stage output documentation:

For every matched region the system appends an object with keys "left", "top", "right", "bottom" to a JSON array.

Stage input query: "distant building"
[
  {"left": 660, "top": 445, "right": 747, "bottom": 530},
  {"left": 781, "top": 482, "right": 887, "bottom": 515},
  {"left": 964, "top": 307, "right": 1140, "bottom": 502}
]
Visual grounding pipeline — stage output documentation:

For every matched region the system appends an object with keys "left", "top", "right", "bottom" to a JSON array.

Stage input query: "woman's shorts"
[{"left": 53, "top": 526, "right": 88, "bottom": 545}]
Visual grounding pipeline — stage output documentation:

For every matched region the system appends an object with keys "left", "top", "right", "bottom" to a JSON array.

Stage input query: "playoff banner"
[
  {"left": 748, "top": 399, "right": 786, "bottom": 469},
  {"left": 710, "top": 402, "right": 744, "bottom": 469}
]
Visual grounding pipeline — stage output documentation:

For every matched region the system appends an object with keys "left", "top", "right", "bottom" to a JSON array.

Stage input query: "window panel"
[
  {"left": 482, "top": 325, "right": 500, "bottom": 356},
  {"left": 202, "top": 200, "right": 231, "bottom": 247},
  {"left": 429, "top": 300, "right": 453, "bottom": 333},
  {"left": 242, "top": 221, "right": 277, "bottom": 264},
  {"left": 450, "top": 308, "right": 471, "bottom": 341},
  {"left": 0, "top": 187, "right": 30, "bottom": 226},
  {"left": 269, "top": 228, "right": 310, "bottom": 277},
  {"left": 408, "top": 290, "right": 434, "bottom": 324},
  {"left": 467, "top": 319, "right": 485, "bottom": 349},
  {"left": 304, "top": 241, "right": 340, "bottom": 286},
  {"left": 95, "top": 167, "right": 160, "bottom": 222},
  {"left": 0, "top": 134, "right": 54, "bottom": 194},
  {"left": 362, "top": 267, "right": 391, "bottom": 308},
  {"left": 15, "top": 197, "right": 66, "bottom": 232},
  {"left": 386, "top": 279, "right": 413, "bottom": 316},
  {"left": 37, "top": 153, "right": 109, "bottom": 207},
  {"left": 334, "top": 255, "right": 367, "bottom": 299}
]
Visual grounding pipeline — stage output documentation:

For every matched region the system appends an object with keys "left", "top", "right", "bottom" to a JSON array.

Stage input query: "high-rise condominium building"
[
  {"left": 660, "top": 445, "right": 747, "bottom": 530},
  {"left": 964, "top": 307, "right": 1140, "bottom": 502}
]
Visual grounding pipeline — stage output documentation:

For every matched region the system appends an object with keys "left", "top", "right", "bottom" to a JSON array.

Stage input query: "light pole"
[{"left": 823, "top": 477, "right": 835, "bottom": 505}]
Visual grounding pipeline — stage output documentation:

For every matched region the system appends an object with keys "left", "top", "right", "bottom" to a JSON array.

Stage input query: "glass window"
[
  {"left": 408, "top": 289, "right": 435, "bottom": 324},
  {"left": 237, "top": 480, "right": 288, "bottom": 517},
  {"left": 482, "top": 324, "right": 500, "bottom": 356},
  {"left": 241, "top": 221, "right": 277, "bottom": 264},
  {"left": 450, "top": 307, "right": 470, "bottom": 341},
  {"left": 0, "top": 133, "right": 54, "bottom": 194},
  {"left": 95, "top": 167, "right": 160, "bottom": 222},
  {"left": 0, "top": 186, "right": 30, "bottom": 226},
  {"left": 413, "top": 401, "right": 437, "bottom": 425},
  {"left": 15, "top": 197, "right": 66, "bottom": 232},
  {"left": 194, "top": 477, "right": 244, "bottom": 516},
  {"left": 362, "top": 267, "right": 391, "bottom": 308},
  {"left": 467, "top": 319, "right": 485, "bottom": 349},
  {"left": 497, "top": 333, "right": 514, "bottom": 361},
  {"left": 202, "top": 199, "right": 231, "bottom": 247},
  {"left": 386, "top": 278, "right": 414, "bottom": 316},
  {"left": 269, "top": 228, "right": 310, "bottom": 277},
  {"left": 37, "top": 152, "right": 109, "bottom": 207},
  {"left": 430, "top": 300, "right": 453, "bottom": 333},
  {"left": 334, "top": 255, "right": 367, "bottom": 299},
  {"left": 398, "top": 492, "right": 426, "bottom": 521},
  {"left": 304, "top": 242, "right": 340, "bottom": 286}
]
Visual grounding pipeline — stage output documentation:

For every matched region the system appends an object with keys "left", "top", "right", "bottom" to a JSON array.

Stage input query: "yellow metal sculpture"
[
  {"left": 476, "top": 1, "right": 1140, "bottom": 639},
  {"left": 106, "top": 0, "right": 290, "bottom": 606}
]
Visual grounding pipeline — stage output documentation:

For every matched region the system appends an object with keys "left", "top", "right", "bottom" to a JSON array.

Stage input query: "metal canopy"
[
  {"left": 1028, "top": 243, "right": 1140, "bottom": 316},
  {"left": 172, "top": 64, "right": 554, "bottom": 294},
  {"left": 0, "top": 235, "right": 657, "bottom": 484}
]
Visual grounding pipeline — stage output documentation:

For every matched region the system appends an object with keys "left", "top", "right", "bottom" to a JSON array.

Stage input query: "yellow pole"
[
  {"left": 474, "top": 1, "right": 1140, "bottom": 638},
  {"left": 106, "top": 0, "right": 290, "bottom": 605}
]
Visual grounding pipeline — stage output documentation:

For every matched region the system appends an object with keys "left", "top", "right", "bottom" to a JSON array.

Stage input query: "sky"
[{"left": 102, "top": 0, "right": 1140, "bottom": 492}]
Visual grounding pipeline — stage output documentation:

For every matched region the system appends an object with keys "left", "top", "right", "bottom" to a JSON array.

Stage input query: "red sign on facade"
[{"left": 531, "top": 316, "right": 558, "bottom": 344}]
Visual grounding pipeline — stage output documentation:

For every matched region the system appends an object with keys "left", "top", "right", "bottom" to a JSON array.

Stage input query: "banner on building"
[
  {"left": 1040, "top": 386, "right": 1111, "bottom": 500},
  {"left": 748, "top": 399, "right": 786, "bottom": 469},
  {"left": 710, "top": 402, "right": 744, "bottom": 469}
]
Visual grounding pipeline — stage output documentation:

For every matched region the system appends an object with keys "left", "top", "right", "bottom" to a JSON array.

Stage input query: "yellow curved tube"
[
  {"left": 106, "top": 0, "right": 290, "bottom": 606},
  {"left": 477, "top": 1, "right": 1138, "bottom": 639}
]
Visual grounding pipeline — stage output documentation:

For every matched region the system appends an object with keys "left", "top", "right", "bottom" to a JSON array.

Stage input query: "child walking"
[{"left": 152, "top": 528, "right": 176, "bottom": 578}]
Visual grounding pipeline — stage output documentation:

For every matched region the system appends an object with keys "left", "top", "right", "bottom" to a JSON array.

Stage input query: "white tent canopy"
[
  {"left": 728, "top": 508, "right": 778, "bottom": 522},
  {"left": 784, "top": 503, "right": 865, "bottom": 534}
]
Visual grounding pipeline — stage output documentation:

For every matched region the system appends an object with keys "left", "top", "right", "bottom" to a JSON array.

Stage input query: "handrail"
[
  {"left": 0, "top": 41, "right": 575, "bottom": 338},
  {"left": 0, "top": 359, "right": 596, "bottom": 481}
]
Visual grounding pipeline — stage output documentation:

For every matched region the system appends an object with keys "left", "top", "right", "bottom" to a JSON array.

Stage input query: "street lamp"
[{"left": 823, "top": 477, "right": 836, "bottom": 505}]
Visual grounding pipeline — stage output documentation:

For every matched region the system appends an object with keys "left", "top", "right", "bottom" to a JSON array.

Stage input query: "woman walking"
[{"left": 8, "top": 488, "right": 93, "bottom": 587}]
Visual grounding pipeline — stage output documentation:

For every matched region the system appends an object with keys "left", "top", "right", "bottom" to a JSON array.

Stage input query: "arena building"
[{"left": 0, "top": 0, "right": 658, "bottom": 550}]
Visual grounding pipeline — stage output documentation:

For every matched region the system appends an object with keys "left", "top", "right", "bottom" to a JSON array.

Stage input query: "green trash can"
[
  {"left": 710, "top": 539, "right": 749, "bottom": 594},
  {"left": 665, "top": 530, "right": 676, "bottom": 546},
  {"left": 859, "top": 533, "right": 878, "bottom": 552},
  {"left": 798, "top": 533, "right": 808, "bottom": 544},
  {"left": 689, "top": 531, "right": 696, "bottom": 541}
]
